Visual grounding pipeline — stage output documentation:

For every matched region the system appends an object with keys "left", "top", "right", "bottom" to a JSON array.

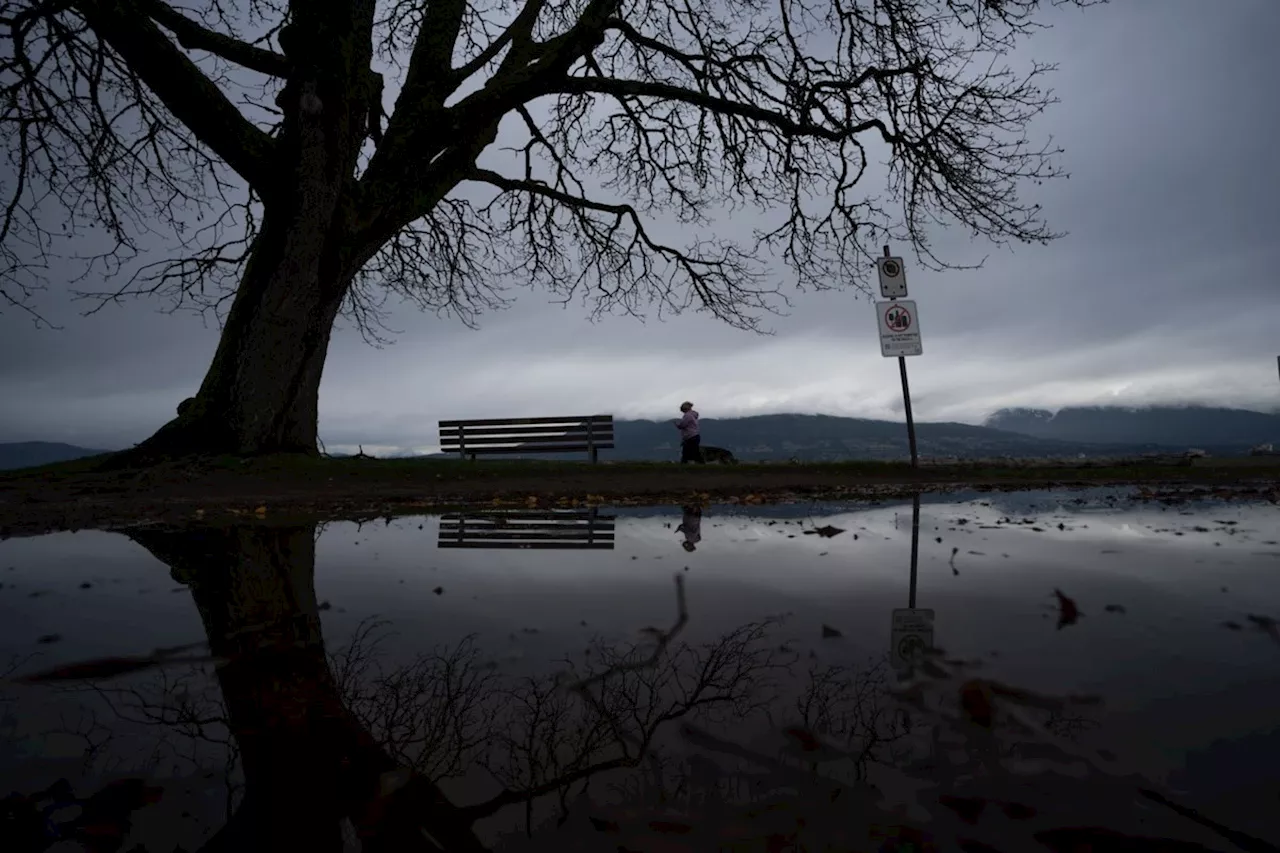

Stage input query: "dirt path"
[{"left": 3, "top": 457, "right": 1277, "bottom": 538}]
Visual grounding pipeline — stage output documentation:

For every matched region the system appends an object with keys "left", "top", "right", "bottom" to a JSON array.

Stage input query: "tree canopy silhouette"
[{"left": 0, "top": 0, "right": 1100, "bottom": 459}]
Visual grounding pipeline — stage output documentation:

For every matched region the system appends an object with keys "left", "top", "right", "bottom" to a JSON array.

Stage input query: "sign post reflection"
[{"left": 891, "top": 492, "right": 935, "bottom": 672}]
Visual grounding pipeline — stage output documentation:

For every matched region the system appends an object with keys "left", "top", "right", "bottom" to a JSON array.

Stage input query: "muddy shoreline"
[{"left": 3, "top": 458, "right": 1277, "bottom": 539}]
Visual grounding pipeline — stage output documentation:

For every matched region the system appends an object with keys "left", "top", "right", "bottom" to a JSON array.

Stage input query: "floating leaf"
[
  {"left": 782, "top": 726, "right": 822, "bottom": 753},
  {"left": 1053, "top": 588, "right": 1080, "bottom": 629}
]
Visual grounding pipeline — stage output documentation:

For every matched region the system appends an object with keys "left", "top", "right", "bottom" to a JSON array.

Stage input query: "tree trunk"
[
  {"left": 118, "top": 211, "right": 352, "bottom": 462},
  {"left": 113, "top": 21, "right": 380, "bottom": 466}
]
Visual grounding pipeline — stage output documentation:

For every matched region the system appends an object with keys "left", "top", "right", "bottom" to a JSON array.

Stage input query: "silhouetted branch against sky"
[{"left": 2, "top": 0, "right": 1099, "bottom": 333}]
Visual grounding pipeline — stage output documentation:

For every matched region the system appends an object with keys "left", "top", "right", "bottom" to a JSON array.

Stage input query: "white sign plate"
[
  {"left": 890, "top": 608, "right": 935, "bottom": 670},
  {"left": 875, "top": 300, "right": 922, "bottom": 357},
  {"left": 877, "top": 256, "right": 908, "bottom": 298}
]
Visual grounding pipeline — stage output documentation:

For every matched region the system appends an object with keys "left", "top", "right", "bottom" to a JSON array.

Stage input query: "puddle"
[{"left": 0, "top": 488, "right": 1278, "bottom": 851}]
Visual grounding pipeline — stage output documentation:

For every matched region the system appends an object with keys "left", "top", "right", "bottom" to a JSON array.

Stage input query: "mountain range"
[
  {"left": 984, "top": 405, "right": 1280, "bottom": 448},
  {"left": 592, "top": 406, "right": 1278, "bottom": 462},
  {"left": 0, "top": 441, "right": 112, "bottom": 471},
  {"left": 2, "top": 405, "right": 1277, "bottom": 470}
]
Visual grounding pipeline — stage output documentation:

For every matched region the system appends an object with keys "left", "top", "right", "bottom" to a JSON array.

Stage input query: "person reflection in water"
[{"left": 677, "top": 504, "right": 703, "bottom": 552}]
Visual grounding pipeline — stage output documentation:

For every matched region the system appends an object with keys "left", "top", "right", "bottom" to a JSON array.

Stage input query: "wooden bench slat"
[
  {"left": 438, "top": 520, "right": 617, "bottom": 531},
  {"left": 439, "top": 415, "right": 612, "bottom": 428},
  {"left": 438, "top": 443, "right": 611, "bottom": 455},
  {"left": 439, "top": 512, "right": 617, "bottom": 522},
  {"left": 440, "top": 424, "right": 615, "bottom": 439},
  {"left": 438, "top": 522, "right": 616, "bottom": 532},
  {"left": 438, "top": 542, "right": 616, "bottom": 550},
  {"left": 440, "top": 433, "right": 615, "bottom": 448},
  {"left": 436, "top": 530, "right": 616, "bottom": 542}
]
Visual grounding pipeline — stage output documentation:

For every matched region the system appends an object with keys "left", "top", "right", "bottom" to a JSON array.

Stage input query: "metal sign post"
[{"left": 875, "top": 245, "right": 920, "bottom": 467}]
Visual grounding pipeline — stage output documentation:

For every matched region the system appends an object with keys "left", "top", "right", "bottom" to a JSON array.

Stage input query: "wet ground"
[{"left": 0, "top": 487, "right": 1277, "bottom": 851}]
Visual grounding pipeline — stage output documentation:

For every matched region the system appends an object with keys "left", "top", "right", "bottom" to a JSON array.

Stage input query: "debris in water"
[
  {"left": 1245, "top": 614, "right": 1280, "bottom": 645},
  {"left": 1104, "top": 604, "right": 1127, "bottom": 614},
  {"left": 821, "top": 624, "right": 843, "bottom": 639},
  {"left": 13, "top": 646, "right": 220, "bottom": 684},
  {"left": 1053, "top": 589, "right": 1081, "bottom": 629},
  {"left": 938, "top": 794, "right": 987, "bottom": 825}
]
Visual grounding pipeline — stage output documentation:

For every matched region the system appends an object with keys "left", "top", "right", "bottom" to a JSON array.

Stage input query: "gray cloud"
[{"left": 2, "top": 0, "right": 1279, "bottom": 452}]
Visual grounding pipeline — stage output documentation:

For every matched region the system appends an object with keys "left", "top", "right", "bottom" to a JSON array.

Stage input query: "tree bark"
[{"left": 124, "top": 215, "right": 353, "bottom": 462}]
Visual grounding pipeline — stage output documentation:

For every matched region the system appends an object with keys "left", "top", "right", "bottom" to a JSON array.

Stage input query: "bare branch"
[
  {"left": 0, "top": 0, "right": 1100, "bottom": 383},
  {"left": 560, "top": 572, "right": 688, "bottom": 696},
  {"left": 467, "top": 167, "right": 784, "bottom": 331},
  {"left": 139, "top": 0, "right": 289, "bottom": 77},
  {"left": 73, "top": 0, "right": 276, "bottom": 192}
]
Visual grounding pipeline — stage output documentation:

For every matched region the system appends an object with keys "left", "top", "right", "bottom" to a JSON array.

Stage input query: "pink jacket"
[{"left": 674, "top": 409, "right": 699, "bottom": 440}]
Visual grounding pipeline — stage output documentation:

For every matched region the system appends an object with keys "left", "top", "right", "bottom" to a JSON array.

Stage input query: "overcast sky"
[{"left": 2, "top": 0, "right": 1279, "bottom": 455}]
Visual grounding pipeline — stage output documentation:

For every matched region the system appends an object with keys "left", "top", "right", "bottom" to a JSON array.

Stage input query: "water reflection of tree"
[
  {"left": 324, "top": 614, "right": 793, "bottom": 836},
  {"left": 79, "top": 606, "right": 918, "bottom": 848},
  {"left": 788, "top": 658, "right": 911, "bottom": 781},
  {"left": 28, "top": 522, "right": 1242, "bottom": 852},
  {"left": 89, "top": 523, "right": 814, "bottom": 849}
]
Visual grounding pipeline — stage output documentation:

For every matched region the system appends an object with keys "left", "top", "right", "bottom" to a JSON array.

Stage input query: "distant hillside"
[
  {"left": 985, "top": 405, "right": 1280, "bottom": 450},
  {"left": 427, "top": 413, "right": 1197, "bottom": 462},
  {"left": 10, "top": 406, "right": 1272, "bottom": 469},
  {"left": 0, "top": 441, "right": 110, "bottom": 470}
]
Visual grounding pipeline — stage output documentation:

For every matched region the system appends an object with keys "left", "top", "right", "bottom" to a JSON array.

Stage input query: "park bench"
[
  {"left": 438, "top": 414, "right": 614, "bottom": 463},
  {"left": 437, "top": 508, "right": 616, "bottom": 550}
]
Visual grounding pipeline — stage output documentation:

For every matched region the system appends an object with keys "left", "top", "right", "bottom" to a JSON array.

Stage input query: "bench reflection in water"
[{"left": 437, "top": 508, "right": 616, "bottom": 550}]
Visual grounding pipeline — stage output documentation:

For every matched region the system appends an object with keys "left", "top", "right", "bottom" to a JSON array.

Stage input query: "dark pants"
[{"left": 681, "top": 435, "right": 704, "bottom": 464}]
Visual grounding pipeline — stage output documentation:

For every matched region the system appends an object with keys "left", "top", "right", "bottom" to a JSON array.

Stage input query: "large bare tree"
[{"left": 1, "top": 0, "right": 1098, "bottom": 460}]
